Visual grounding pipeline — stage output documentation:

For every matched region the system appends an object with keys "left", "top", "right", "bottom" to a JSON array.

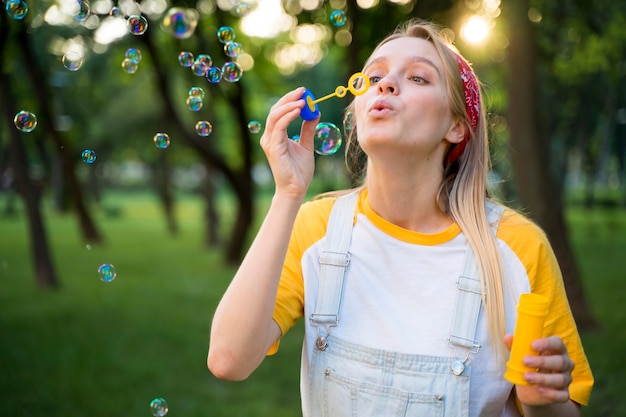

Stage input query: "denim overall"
[{"left": 306, "top": 191, "right": 505, "bottom": 417}]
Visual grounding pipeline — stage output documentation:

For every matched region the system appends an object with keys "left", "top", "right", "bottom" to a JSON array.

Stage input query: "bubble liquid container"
[{"left": 504, "top": 293, "right": 550, "bottom": 385}]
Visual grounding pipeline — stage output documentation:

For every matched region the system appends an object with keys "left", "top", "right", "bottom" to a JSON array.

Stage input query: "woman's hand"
[
  {"left": 259, "top": 87, "right": 320, "bottom": 200},
  {"left": 504, "top": 334, "right": 575, "bottom": 406}
]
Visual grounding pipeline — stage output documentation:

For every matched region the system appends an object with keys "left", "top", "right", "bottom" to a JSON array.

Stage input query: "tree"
[{"left": 502, "top": 0, "right": 596, "bottom": 329}]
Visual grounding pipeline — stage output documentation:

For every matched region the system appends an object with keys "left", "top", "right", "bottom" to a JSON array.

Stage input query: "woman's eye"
[
  {"left": 369, "top": 76, "right": 382, "bottom": 84},
  {"left": 410, "top": 76, "right": 426, "bottom": 83}
]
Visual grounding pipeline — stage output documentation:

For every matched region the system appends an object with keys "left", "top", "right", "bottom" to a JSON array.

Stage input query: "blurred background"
[{"left": 0, "top": 0, "right": 625, "bottom": 416}]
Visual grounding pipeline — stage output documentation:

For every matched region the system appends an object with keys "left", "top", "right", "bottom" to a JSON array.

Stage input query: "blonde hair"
[{"left": 341, "top": 19, "right": 507, "bottom": 361}]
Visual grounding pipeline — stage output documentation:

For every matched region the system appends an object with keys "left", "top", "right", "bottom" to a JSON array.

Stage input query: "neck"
[{"left": 365, "top": 160, "right": 451, "bottom": 233}]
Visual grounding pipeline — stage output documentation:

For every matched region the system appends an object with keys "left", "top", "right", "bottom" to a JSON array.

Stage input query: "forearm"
[
  {"left": 208, "top": 193, "right": 304, "bottom": 380},
  {"left": 522, "top": 400, "right": 581, "bottom": 417}
]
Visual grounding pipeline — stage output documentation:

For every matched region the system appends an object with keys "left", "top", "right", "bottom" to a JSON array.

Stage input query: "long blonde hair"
[{"left": 342, "top": 19, "right": 507, "bottom": 360}]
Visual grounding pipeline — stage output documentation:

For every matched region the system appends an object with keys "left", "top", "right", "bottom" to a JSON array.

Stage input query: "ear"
[{"left": 444, "top": 119, "right": 467, "bottom": 145}]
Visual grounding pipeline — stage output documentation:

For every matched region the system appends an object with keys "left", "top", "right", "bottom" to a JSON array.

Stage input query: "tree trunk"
[
  {"left": 155, "top": 151, "right": 178, "bottom": 235},
  {"left": 141, "top": 26, "right": 253, "bottom": 264},
  {"left": 202, "top": 166, "right": 220, "bottom": 247},
  {"left": 0, "top": 82, "right": 59, "bottom": 288},
  {"left": 15, "top": 23, "right": 102, "bottom": 244},
  {"left": 504, "top": 0, "right": 596, "bottom": 330}
]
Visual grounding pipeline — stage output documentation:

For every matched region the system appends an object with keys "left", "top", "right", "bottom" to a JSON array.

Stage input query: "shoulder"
[
  {"left": 495, "top": 207, "right": 561, "bottom": 291},
  {"left": 496, "top": 208, "right": 551, "bottom": 251}
]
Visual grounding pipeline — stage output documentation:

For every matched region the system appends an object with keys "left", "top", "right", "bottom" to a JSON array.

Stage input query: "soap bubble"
[
  {"left": 222, "top": 61, "right": 243, "bottom": 83},
  {"left": 195, "top": 54, "right": 212, "bottom": 67},
  {"left": 217, "top": 26, "right": 235, "bottom": 44},
  {"left": 162, "top": 7, "right": 199, "bottom": 39},
  {"left": 191, "top": 60, "right": 208, "bottom": 77},
  {"left": 150, "top": 398, "right": 168, "bottom": 417},
  {"left": 178, "top": 51, "right": 194, "bottom": 67},
  {"left": 125, "top": 48, "right": 142, "bottom": 64},
  {"left": 206, "top": 67, "right": 222, "bottom": 83},
  {"left": 329, "top": 10, "right": 347, "bottom": 27},
  {"left": 127, "top": 15, "right": 148, "bottom": 35},
  {"left": 188, "top": 87, "right": 205, "bottom": 99},
  {"left": 314, "top": 122, "right": 342, "bottom": 155},
  {"left": 62, "top": 51, "right": 83, "bottom": 71},
  {"left": 13, "top": 110, "right": 37, "bottom": 133},
  {"left": 98, "top": 263, "right": 116, "bottom": 282},
  {"left": 153, "top": 133, "right": 170, "bottom": 149},
  {"left": 224, "top": 42, "right": 243, "bottom": 58},
  {"left": 81, "top": 149, "right": 96, "bottom": 164},
  {"left": 5, "top": 0, "right": 28, "bottom": 19},
  {"left": 247, "top": 120, "right": 262, "bottom": 134},
  {"left": 74, "top": 0, "right": 90, "bottom": 22},
  {"left": 109, "top": 6, "right": 121, "bottom": 16},
  {"left": 195, "top": 121, "right": 213, "bottom": 137},
  {"left": 191, "top": 54, "right": 212, "bottom": 76},
  {"left": 186, "top": 96, "right": 203, "bottom": 111},
  {"left": 121, "top": 58, "right": 138, "bottom": 74},
  {"left": 343, "top": 112, "right": 354, "bottom": 132},
  {"left": 234, "top": 3, "right": 252, "bottom": 16}
]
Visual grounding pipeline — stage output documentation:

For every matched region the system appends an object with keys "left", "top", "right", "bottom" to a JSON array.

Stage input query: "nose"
[{"left": 377, "top": 75, "right": 397, "bottom": 94}]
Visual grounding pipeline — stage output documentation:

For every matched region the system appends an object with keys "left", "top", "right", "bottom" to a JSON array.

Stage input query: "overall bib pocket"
[{"left": 322, "top": 367, "right": 445, "bottom": 417}]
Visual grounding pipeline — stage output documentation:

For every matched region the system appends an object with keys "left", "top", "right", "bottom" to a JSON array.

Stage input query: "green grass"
[{"left": 0, "top": 192, "right": 625, "bottom": 416}]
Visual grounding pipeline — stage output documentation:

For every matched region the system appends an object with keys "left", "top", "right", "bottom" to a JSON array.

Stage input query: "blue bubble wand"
[{"left": 300, "top": 72, "right": 370, "bottom": 120}]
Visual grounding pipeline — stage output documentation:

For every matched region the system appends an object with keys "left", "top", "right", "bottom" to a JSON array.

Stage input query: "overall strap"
[
  {"left": 310, "top": 191, "right": 359, "bottom": 343},
  {"left": 448, "top": 201, "right": 505, "bottom": 374}
]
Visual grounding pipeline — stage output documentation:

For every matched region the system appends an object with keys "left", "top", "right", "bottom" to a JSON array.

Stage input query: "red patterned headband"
[{"left": 447, "top": 53, "right": 481, "bottom": 165}]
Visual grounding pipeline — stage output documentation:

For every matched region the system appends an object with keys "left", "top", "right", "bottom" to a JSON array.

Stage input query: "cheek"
[{"left": 353, "top": 97, "right": 367, "bottom": 117}]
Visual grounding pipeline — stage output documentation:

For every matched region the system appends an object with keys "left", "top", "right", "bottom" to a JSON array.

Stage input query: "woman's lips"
[{"left": 368, "top": 99, "right": 394, "bottom": 117}]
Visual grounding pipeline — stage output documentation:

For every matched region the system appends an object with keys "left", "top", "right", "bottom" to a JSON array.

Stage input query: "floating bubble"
[
  {"left": 150, "top": 398, "right": 168, "bottom": 417},
  {"left": 125, "top": 48, "right": 142, "bottom": 64},
  {"left": 343, "top": 112, "right": 354, "bottom": 132},
  {"left": 74, "top": 0, "right": 90, "bottom": 22},
  {"left": 81, "top": 149, "right": 96, "bottom": 164},
  {"left": 329, "top": 10, "right": 347, "bottom": 27},
  {"left": 13, "top": 110, "right": 37, "bottom": 133},
  {"left": 86, "top": 244, "right": 92, "bottom": 251},
  {"left": 195, "top": 54, "right": 212, "bottom": 67},
  {"left": 217, "top": 26, "right": 235, "bottom": 44},
  {"left": 162, "top": 7, "right": 199, "bottom": 39},
  {"left": 98, "top": 263, "right": 116, "bottom": 282},
  {"left": 178, "top": 51, "right": 194, "bottom": 67},
  {"left": 186, "top": 96, "right": 203, "bottom": 111},
  {"left": 205, "top": 67, "right": 222, "bottom": 83},
  {"left": 121, "top": 58, "right": 138, "bottom": 74},
  {"left": 5, "top": 0, "right": 28, "bottom": 20},
  {"left": 153, "top": 133, "right": 170, "bottom": 149},
  {"left": 127, "top": 15, "right": 148, "bottom": 35},
  {"left": 109, "top": 6, "right": 121, "bottom": 17},
  {"left": 188, "top": 87, "right": 205, "bottom": 99},
  {"left": 191, "top": 60, "right": 208, "bottom": 77},
  {"left": 195, "top": 121, "right": 213, "bottom": 137},
  {"left": 62, "top": 51, "right": 83, "bottom": 71},
  {"left": 234, "top": 3, "right": 252, "bottom": 16},
  {"left": 247, "top": 120, "right": 262, "bottom": 134},
  {"left": 222, "top": 61, "right": 243, "bottom": 83},
  {"left": 224, "top": 42, "right": 243, "bottom": 58},
  {"left": 314, "top": 122, "right": 342, "bottom": 155}
]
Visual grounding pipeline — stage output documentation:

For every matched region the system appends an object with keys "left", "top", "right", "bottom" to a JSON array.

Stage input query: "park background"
[{"left": 1, "top": 0, "right": 625, "bottom": 416}]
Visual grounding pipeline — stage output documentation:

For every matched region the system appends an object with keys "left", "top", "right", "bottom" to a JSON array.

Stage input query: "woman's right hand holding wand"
[{"left": 260, "top": 87, "right": 320, "bottom": 201}]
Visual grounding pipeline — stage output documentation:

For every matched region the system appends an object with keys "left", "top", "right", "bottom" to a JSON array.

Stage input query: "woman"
[{"left": 208, "top": 19, "right": 593, "bottom": 417}]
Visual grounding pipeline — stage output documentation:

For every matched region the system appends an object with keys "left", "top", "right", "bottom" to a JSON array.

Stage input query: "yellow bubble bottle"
[{"left": 504, "top": 293, "right": 550, "bottom": 386}]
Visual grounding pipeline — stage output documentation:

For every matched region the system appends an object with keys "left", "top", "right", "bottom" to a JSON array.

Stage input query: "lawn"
[{"left": 0, "top": 191, "right": 624, "bottom": 416}]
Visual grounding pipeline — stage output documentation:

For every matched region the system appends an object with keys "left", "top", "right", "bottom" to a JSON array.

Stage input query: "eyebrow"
[{"left": 363, "top": 56, "right": 441, "bottom": 76}]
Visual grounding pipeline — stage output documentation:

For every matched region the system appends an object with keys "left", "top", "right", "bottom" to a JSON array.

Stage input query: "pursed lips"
[{"left": 367, "top": 98, "right": 394, "bottom": 117}]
